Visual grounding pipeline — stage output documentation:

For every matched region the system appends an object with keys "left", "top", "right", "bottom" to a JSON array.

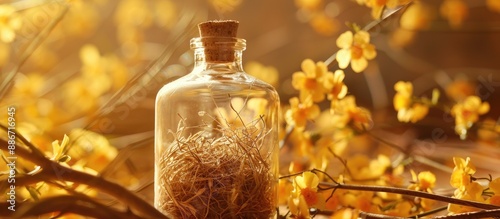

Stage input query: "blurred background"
[{"left": 1, "top": 0, "right": 500, "bottom": 209}]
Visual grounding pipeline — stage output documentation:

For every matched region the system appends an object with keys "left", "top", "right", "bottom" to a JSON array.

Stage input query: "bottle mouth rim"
[{"left": 190, "top": 37, "right": 246, "bottom": 50}]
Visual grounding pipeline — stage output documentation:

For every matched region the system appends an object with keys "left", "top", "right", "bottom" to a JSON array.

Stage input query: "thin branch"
[
  {"left": 360, "top": 211, "right": 406, "bottom": 219},
  {"left": 0, "top": 195, "right": 142, "bottom": 219},
  {"left": 363, "top": 129, "right": 453, "bottom": 173},
  {"left": 279, "top": 125, "right": 294, "bottom": 150},
  {"left": 0, "top": 124, "right": 47, "bottom": 160},
  {"left": 0, "top": 139, "right": 168, "bottom": 219},
  {"left": 433, "top": 209, "right": 500, "bottom": 219},
  {"left": 409, "top": 206, "right": 448, "bottom": 218},
  {"left": 363, "top": 129, "right": 407, "bottom": 154},
  {"left": 318, "top": 181, "right": 500, "bottom": 211}
]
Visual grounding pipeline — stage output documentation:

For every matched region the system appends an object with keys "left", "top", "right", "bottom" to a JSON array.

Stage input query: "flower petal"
[
  {"left": 478, "top": 102, "right": 490, "bottom": 114},
  {"left": 354, "top": 31, "right": 370, "bottom": 44},
  {"left": 351, "top": 57, "right": 368, "bottom": 73},
  {"left": 304, "top": 172, "right": 319, "bottom": 187},
  {"left": 315, "top": 61, "right": 328, "bottom": 77},
  {"left": 371, "top": 5, "right": 384, "bottom": 19},
  {"left": 292, "top": 72, "right": 306, "bottom": 90},
  {"left": 336, "top": 31, "right": 353, "bottom": 49},
  {"left": 336, "top": 49, "right": 351, "bottom": 69},
  {"left": 307, "top": 103, "right": 321, "bottom": 119},
  {"left": 363, "top": 43, "right": 377, "bottom": 60},
  {"left": 490, "top": 177, "right": 500, "bottom": 194},
  {"left": 301, "top": 59, "right": 316, "bottom": 77},
  {"left": 333, "top": 70, "right": 345, "bottom": 82}
]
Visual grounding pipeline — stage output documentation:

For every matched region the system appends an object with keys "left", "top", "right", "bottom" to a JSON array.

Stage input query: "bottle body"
[{"left": 154, "top": 51, "right": 279, "bottom": 218}]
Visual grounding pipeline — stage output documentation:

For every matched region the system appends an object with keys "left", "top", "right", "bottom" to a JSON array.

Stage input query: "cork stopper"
[
  {"left": 198, "top": 20, "right": 239, "bottom": 38},
  {"left": 197, "top": 20, "right": 240, "bottom": 62}
]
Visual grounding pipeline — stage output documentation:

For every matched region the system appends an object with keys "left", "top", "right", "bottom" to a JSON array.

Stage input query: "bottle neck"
[
  {"left": 190, "top": 37, "right": 246, "bottom": 73},
  {"left": 194, "top": 49, "right": 244, "bottom": 72}
]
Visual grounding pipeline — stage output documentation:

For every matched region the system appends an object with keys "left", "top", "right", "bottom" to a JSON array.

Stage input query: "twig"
[
  {"left": 363, "top": 129, "right": 453, "bottom": 173},
  {"left": 0, "top": 124, "right": 47, "bottom": 160},
  {"left": 433, "top": 209, "right": 500, "bottom": 218},
  {"left": 279, "top": 125, "right": 294, "bottom": 150},
  {"left": 0, "top": 195, "right": 142, "bottom": 219},
  {"left": 318, "top": 181, "right": 500, "bottom": 211},
  {"left": 360, "top": 211, "right": 406, "bottom": 219},
  {"left": 0, "top": 139, "right": 168, "bottom": 219},
  {"left": 358, "top": 204, "right": 499, "bottom": 219},
  {"left": 363, "top": 129, "right": 407, "bottom": 154},
  {"left": 409, "top": 206, "right": 448, "bottom": 218}
]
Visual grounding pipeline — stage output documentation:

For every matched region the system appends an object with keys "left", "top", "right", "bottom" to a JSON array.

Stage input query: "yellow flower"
[
  {"left": 487, "top": 177, "right": 500, "bottom": 207},
  {"left": 79, "top": 44, "right": 112, "bottom": 90},
  {"left": 68, "top": 129, "right": 118, "bottom": 172},
  {"left": 285, "top": 97, "right": 321, "bottom": 129},
  {"left": 288, "top": 129, "right": 314, "bottom": 156},
  {"left": 408, "top": 170, "right": 436, "bottom": 193},
  {"left": 451, "top": 96, "right": 490, "bottom": 139},
  {"left": 50, "top": 135, "right": 71, "bottom": 162},
  {"left": 398, "top": 103, "right": 429, "bottom": 123},
  {"left": 400, "top": 1, "right": 435, "bottom": 30},
  {"left": 293, "top": 172, "right": 320, "bottom": 207},
  {"left": 323, "top": 192, "right": 340, "bottom": 211},
  {"left": 346, "top": 154, "right": 391, "bottom": 180},
  {"left": 0, "top": 5, "right": 22, "bottom": 43},
  {"left": 331, "top": 95, "right": 372, "bottom": 130},
  {"left": 278, "top": 178, "right": 293, "bottom": 205},
  {"left": 292, "top": 59, "right": 332, "bottom": 102},
  {"left": 336, "top": 30, "right": 377, "bottom": 73},
  {"left": 408, "top": 170, "right": 436, "bottom": 210},
  {"left": 341, "top": 191, "right": 374, "bottom": 212},
  {"left": 393, "top": 81, "right": 429, "bottom": 123},
  {"left": 384, "top": 201, "right": 413, "bottom": 217},
  {"left": 389, "top": 28, "right": 416, "bottom": 48},
  {"left": 440, "top": 0, "right": 468, "bottom": 28},
  {"left": 448, "top": 181, "right": 484, "bottom": 214},
  {"left": 450, "top": 157, "right": 476, "bottom": 189},
  {"left": 325, "top": 70, "right": 348, "bottom": 111},
  {"left": 490, "top": 177, "right": 500, "bottom": 194},
  {"left": 330, "top": 208, "right": 359, "bottom": 219},
  {"left": 288, "top": 194, "right": 311, "bottom": 219},
  {"left": 309, "top": 13, "right": 339, "bottom": 37},
  {"left": 393, "top": 81, "right": 412, "bottom": 110},
  {"left": 64, "top": 44, "right": 130, "bottom": 114},
  {"left": 445, "top": 78, "right": 475, "bottom": 102},
  {"left": 245, "top": 61, "right": 279, "bottom": 88},
  {"left": 286, "top": 172, "right": 323, "bottom": 218},
  {"left": 487, "top": 0, "right": 500, "bottom": 13}
]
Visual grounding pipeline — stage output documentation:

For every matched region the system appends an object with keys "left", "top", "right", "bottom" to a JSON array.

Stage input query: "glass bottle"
[{"left": 154, "top": 20, "right": 279, "bottom": 218}]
